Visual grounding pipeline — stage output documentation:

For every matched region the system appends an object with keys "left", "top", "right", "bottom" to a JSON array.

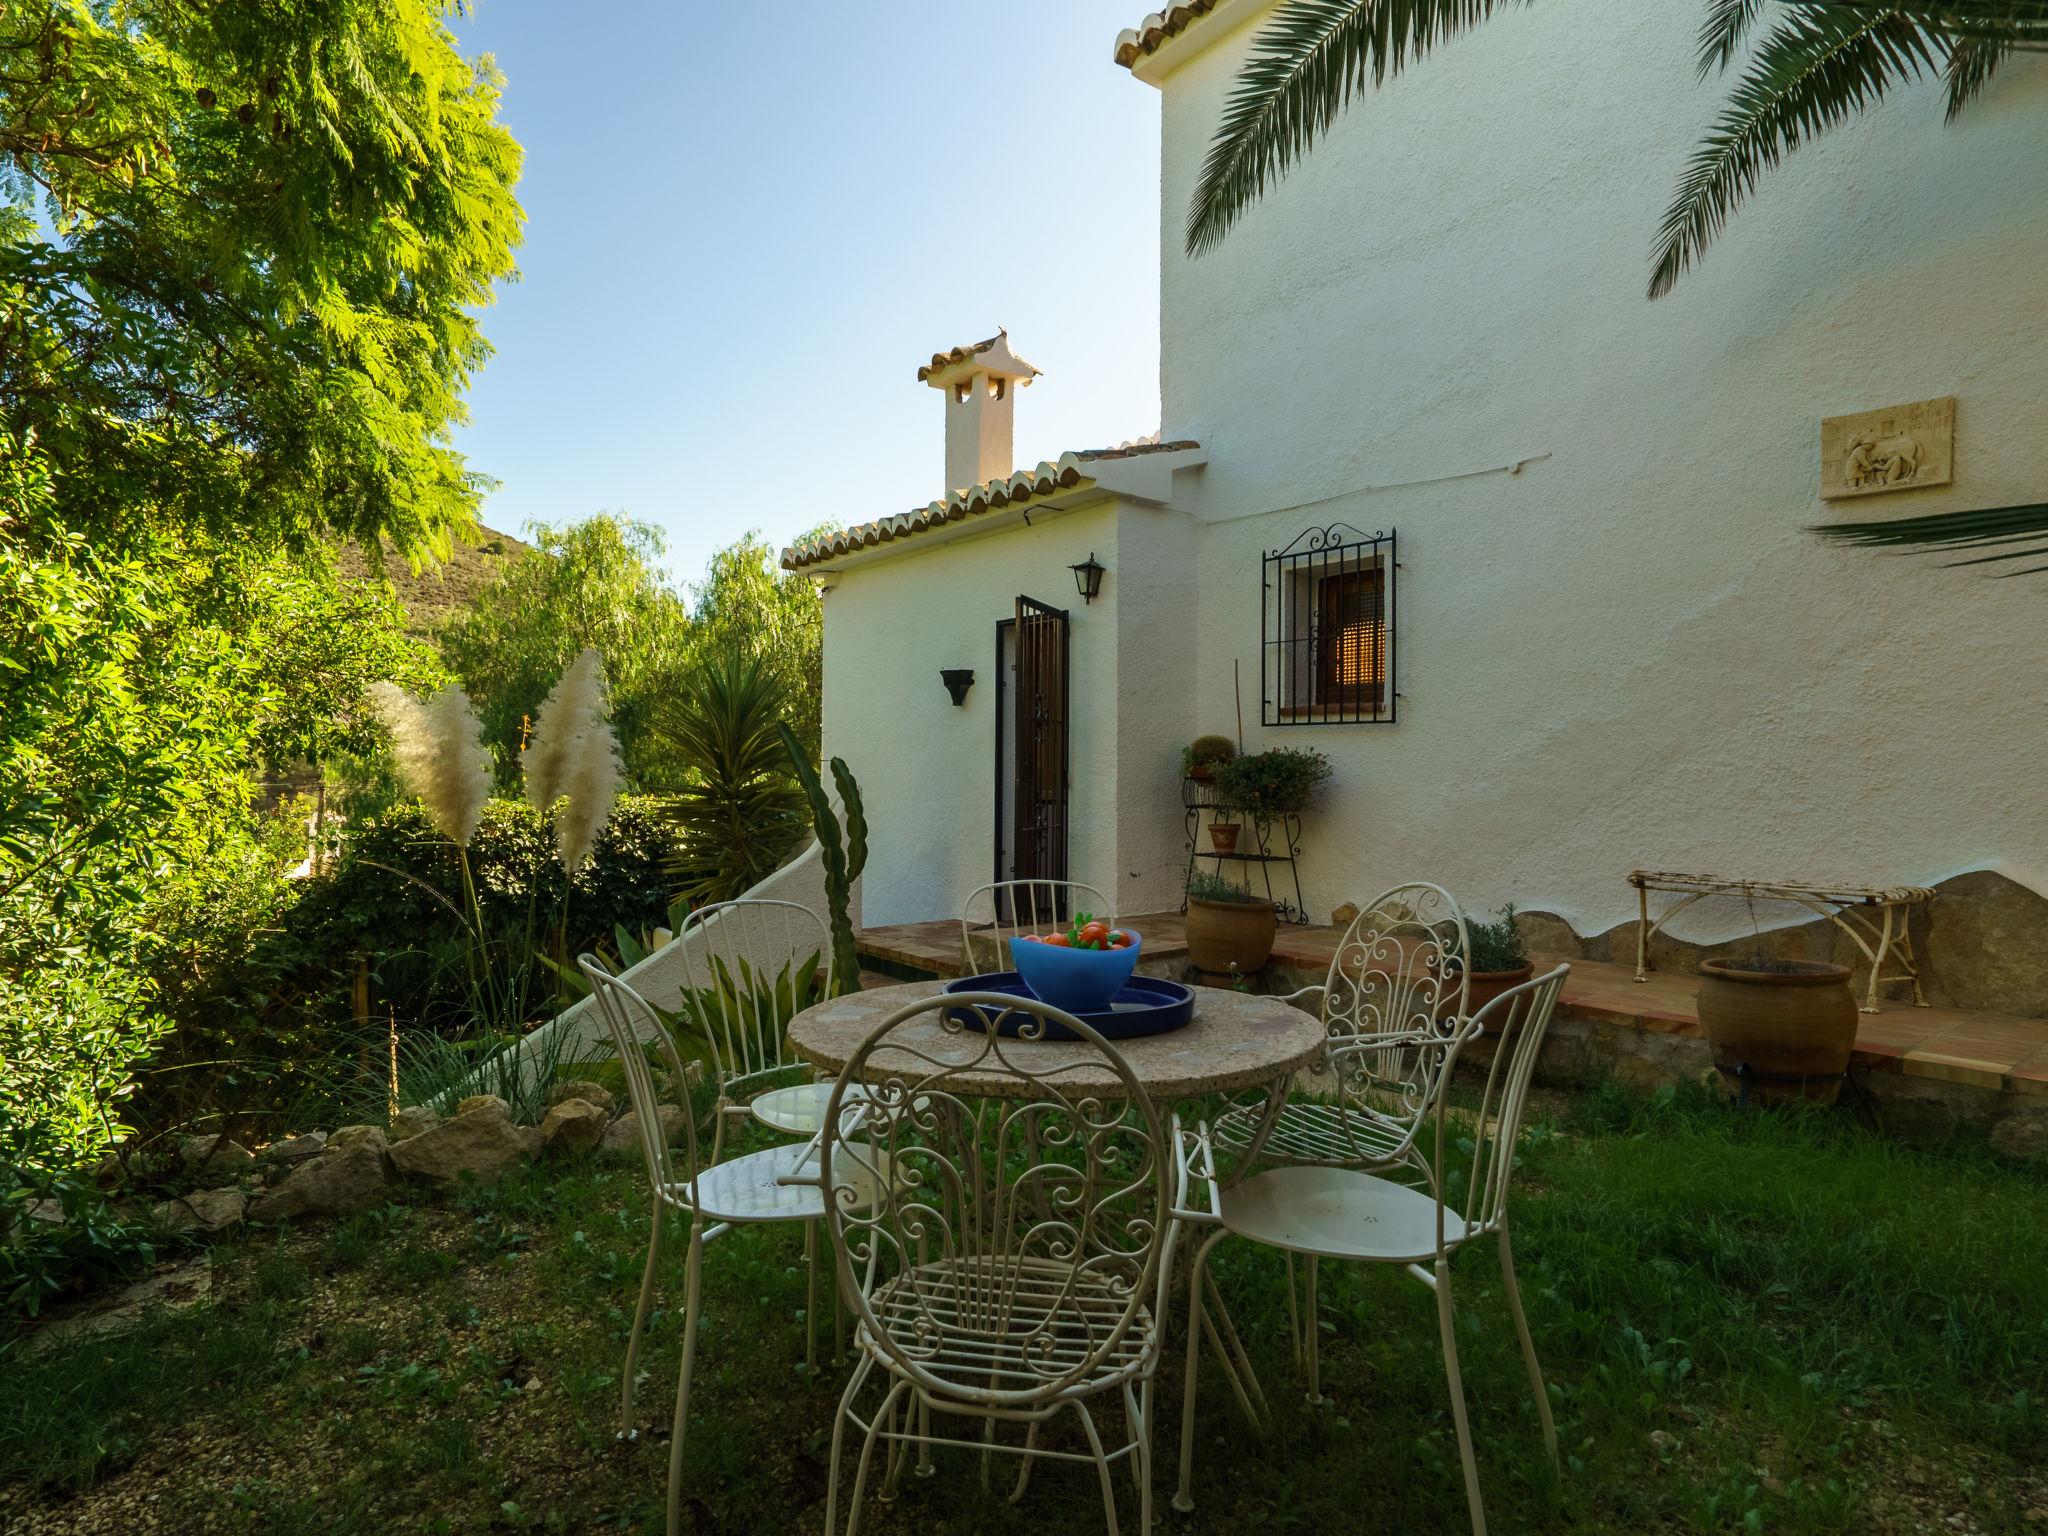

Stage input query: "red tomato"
[
  {"left": 1016, "top": 935, "right": 1040, "bottom": 944},
  {"left": 1109, "top": 933, "right": 1131, "bottom": 949},
  {"left": 1044, "top": 933, "right": 1073, "bottom": 947},
  {"left": 1078, "top": 921, "right": 1110, "bottom": 948}
]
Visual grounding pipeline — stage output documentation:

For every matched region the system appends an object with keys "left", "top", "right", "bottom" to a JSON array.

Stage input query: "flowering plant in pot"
[{"left": 1184, "top": 870, "right": 1277, "bottom": 977}]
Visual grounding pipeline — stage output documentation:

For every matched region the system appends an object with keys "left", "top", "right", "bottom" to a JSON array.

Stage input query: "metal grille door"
[{"left": 1011, "top": 595, "right": 1070, "bottom": 886}]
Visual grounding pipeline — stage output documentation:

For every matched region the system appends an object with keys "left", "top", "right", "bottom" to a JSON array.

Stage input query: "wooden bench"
[{"left": 1627, "top": 870, "right": 1934, "bottom": 1013}]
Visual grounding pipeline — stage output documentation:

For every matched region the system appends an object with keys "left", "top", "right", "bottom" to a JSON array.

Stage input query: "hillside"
[{"left": 334, "top": 525, "right": 530, "bottom": 639}]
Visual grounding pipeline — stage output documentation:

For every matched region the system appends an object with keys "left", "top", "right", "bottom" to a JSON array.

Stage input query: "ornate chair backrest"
[
  {"left": 960, "top": 880, "right": 1113, "bottom": 975},
  {"left": 675, "top": 899, "right": 833, "bottom": 1101},
  {"left": 819, "top": 991, "right": 1171, "bottom": 1409},
  {"left": 578, "top": 953, "right": 704, "bottom": 1208},
  {"left": 1312, "top": 883, "right": 1471, "bottom": 1149},
  {"left": 1415, "top": 964, "right": 1569, "bottom": 1254}
]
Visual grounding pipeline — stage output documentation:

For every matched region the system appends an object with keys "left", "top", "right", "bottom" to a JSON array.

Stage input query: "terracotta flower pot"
[
  {"left": 1695, "top": 958, "right": 1858, "bottom": 1105},
  {"left": 1187, "top": 765, "right": 1216, "bottom": 783},
  {"left": 1185, "top": 896, "right": 1277, "bottom": 977},
  {"left": 1208, "top": 822, "right": 1241, "bottom": 854},
  {"left": 1463, "top": 962, "right": 1535, "bottom": 1025}
]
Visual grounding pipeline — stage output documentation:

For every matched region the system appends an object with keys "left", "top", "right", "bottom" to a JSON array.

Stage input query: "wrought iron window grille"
[{"left": 1261, "top": 522, "right": 1397, "bottom": 727}]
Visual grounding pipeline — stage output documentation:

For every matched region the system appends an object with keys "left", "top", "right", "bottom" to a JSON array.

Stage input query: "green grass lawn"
[{"left": 4, "top": 1080, "right": 2045, "bottom": 1534}]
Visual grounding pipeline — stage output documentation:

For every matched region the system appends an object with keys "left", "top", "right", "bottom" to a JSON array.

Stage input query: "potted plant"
[
  {"left": 1450, "top": 904, "right": 1534, "bottom": 1021},
  {"left": 1181, "top": 735, "right": 1237, "bottom": 783},
  {"left": 1208, "top": 816, "right": 1241, "bottom": 854},
  {"left": 1184, "top": 870, "right": 1277, "bottom": 977},
  {"left": 1214, "top": 747, "right": 1332, "bottom": 824}
]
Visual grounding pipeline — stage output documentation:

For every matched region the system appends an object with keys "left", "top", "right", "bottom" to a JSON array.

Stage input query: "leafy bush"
[
  {"left": 1216, "top": 747, "right": 1332, "bottom": 819},
  {"left": 0, "top": 1127, "right": 159, "bottom": 1320}
]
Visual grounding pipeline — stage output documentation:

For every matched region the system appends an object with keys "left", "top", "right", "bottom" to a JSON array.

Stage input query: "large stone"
[
  {"left": 388, "top": 1106, "right": 440, "bottom": 1142},
  {"left": 258, "top": 1131, "right": 327, "bottom": 1168},
  {"left": 179, "top": 1135, "right": 255, "bottom": 1171},
  {"left": 389, "top": 1101, "right": 538, "bottom": 1186},
  {"left": 600, "top": 1104, "right": 686, "bottom": 1163},
  {"left": 152, "top": 1186, "right": 247, "bottom": 1235},
  {"left": 1990, "top": 1109, "right": 2048, "bottom": 1161},
  {"left": 546, "top": 1080, "right": 616, "bottom": 1118},
  {"left": 249, "top": 1142, "right": 389, "bottom": 1222},
  {"left": 454, "top": 1094, "right": 509, "bottom": 1121},
  {"left": 326, "top": 1124, "right": 389, "bottom": 1156},
  {"left": 539, "top": 1098, "right": 608, "bottom": 1156}
]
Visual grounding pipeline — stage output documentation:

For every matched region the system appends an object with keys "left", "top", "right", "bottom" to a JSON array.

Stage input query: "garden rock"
[
  {"left": 1990, "top": 1110, "right": 2048, "bottom": 1161},
  {"left": 249, "top": 1142, "right": 389, "bottom": 1222},
  {"left": 389, "top": 1101, "right": 538, "bottom": 1186},
  {"left": 25, "top": 1198, "right": 66, "bottom": 1225},
  {"left": 546, "top": 1080, "right": 616, "bottom": 1117},
  {"left": 388, "top": 1105, "right": 440, "bottom": 1141},
  {"left": 538, "top": 1098, "right": 608, "bottom": 1156},
  {"left": 326, "top": 1124, "right": 389, "bottom": 1156},
  {"left": 601, "top": 1104, "right": 685, "bottom": 1162},
  {"left": 258, "top": 1131, "right": 327, "bottom": 1168},
  {"left": 454, "top": 1093, "right": 509, "bottom": 1121},
  {"left": 178, "top": 1135, "right": 255, "bottom": 1171},
  {"left": 152, "top": 1186, "right": 247, "bottom": 1234}
]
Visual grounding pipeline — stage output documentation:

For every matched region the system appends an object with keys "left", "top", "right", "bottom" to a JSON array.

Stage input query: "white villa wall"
[
  {"left": 821, "top": 498, "right": 1134, "bottom": 928},
  {"left": 1151, "top": 4, "right": 2048, "bottom": 940}
]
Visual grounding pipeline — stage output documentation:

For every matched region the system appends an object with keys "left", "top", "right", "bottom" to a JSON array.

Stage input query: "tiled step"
[{"left": 856, "top": 912, "right": 2048, "bottom": 1098}]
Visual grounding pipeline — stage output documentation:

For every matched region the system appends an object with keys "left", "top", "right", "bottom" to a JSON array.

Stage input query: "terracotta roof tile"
[
  {"left": 780, "top": 440, "right": 1200, "bottom": 572},
  {"left": 916, "top": 334, "right": 1004, "bottom": 383},
  {"left": 1113, "top": 3, "right": 1224, "bottom": 68}
]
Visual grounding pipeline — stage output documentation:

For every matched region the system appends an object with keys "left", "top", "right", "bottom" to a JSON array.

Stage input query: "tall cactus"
[{"left": 778, "top": 723, "right": 866, "bottom": 995}]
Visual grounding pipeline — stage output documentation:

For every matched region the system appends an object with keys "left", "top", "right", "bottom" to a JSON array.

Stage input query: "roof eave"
[{"left": 1117, "top": 0, "right": 1277, "bottom": 86}]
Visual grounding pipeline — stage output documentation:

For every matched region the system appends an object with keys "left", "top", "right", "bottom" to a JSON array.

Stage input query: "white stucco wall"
[
  {"left": 821, "top": 498, "right": 1137, "bottom": 928},
  {"left": 1148, "top": 4, "right": 2048, "bottom": 940}
]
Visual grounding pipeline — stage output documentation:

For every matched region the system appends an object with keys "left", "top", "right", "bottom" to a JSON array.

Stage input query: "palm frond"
[
  {"left": 1185, "top": 0, "right": 1529, "bottom": 258},
  {"left": 1782, "top": 1, "right": 2048, "bottom": 49},
  {"left": 1648, "top": 11, "right": 1940, "bottom": 298},
  {"left": 1699, "top": 0, "right": 1771, "bottom": 77},
  {"left": 1812, "top": 501, "right": 2048, "bottom": 577},
  {"left": 1942, "top": 33, "right": 2014, "bottom": 114}
]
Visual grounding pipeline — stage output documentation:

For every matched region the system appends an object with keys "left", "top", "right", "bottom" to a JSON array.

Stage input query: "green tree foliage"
[
  {"left": 650, "top": 652, "right": 807, "bottom": 903},
  {"left": 437, "top": 515, "right": 694, "bottom": 789},
  {"left": 1183, "top": 1, "right": 2034, "bottom": 297},
  {"left": 690, "top": 531, "right": 827, "bottom": 758},
  {"left": 0, "top": 0, "right": 524, "bottom": 557}
]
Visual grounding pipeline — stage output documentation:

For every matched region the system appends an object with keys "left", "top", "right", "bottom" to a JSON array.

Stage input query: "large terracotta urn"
[
  {"left": 1695, "top": 959, "right": 1858, "bottom": 1105},
  {"left": 1185, "top": 897, "right": 1277, "bottom": 978}
]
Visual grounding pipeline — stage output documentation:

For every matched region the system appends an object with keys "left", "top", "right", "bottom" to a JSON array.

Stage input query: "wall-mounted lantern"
[
  {"left": 1069, "top": 552, "right": 1106, "bottom": 605},
  {"left": 940, "top": 669, "right": 975, "bottom": 706}
]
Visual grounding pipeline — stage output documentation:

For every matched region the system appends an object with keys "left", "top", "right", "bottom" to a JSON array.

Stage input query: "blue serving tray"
[{"left": 942, "top": 972, "right": 1196, "bottom": 1040}]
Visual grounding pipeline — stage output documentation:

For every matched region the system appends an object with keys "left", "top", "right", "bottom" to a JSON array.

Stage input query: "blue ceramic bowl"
[{"left": 1008, "top": 932, "right": 1143, "bottom": 1015}]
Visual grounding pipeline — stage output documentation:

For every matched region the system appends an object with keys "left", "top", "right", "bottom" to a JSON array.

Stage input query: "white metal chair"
[
  {"left": 807, "top": 990, "right": 1180, "bottom": 1535},
  {"left": 1174, "top": 965, "right": 1570, "bottom": 1534},
  {"left": 578, "top": 955, "right": 893, "bottom": 1536},
  {"left": 959, "top": 879, "right": 1114, "bottom": 974},
  {"left": 675, "top": 898, "right": 838, "bottom": 1150}
]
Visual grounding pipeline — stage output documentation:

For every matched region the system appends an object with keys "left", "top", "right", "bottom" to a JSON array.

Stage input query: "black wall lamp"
[
  {"left": 940, "top": 669, "right": 975, "bottom": 706},
  {"left": 1069, "top": 552, "right": 1106, "bottom": 604}
]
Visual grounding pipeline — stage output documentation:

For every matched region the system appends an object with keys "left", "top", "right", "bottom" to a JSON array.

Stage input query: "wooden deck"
[{"left": 857, "top": 911, "right": 2048, "bottom": 1098}]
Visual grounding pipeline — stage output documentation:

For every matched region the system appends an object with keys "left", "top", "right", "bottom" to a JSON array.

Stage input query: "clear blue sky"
[{"left": 449, "top": 2, "right": 1162, "bottom": 587}]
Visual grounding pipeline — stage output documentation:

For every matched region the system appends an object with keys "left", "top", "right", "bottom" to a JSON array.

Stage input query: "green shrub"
[
  {"left": 1215, "top": 747, "right": 1332, "bottom": 819},
  {"left": 1180, "top": 735, "right": 1237, "bottom": 776},
  {"left": 0, "top": 1127, "right": 160, "bottom": 1320}
]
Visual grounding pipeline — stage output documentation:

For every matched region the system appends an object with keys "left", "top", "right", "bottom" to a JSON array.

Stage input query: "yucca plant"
[
  {"left": 1186, "top": 1, "right": 2039, "bottom": 296},
  {"left": 650, "top": 651, "right": 808, "bottom": 903}
]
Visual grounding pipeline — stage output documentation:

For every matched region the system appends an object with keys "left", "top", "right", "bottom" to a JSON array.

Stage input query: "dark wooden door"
[{"left": 1008, "top": 595, "right": 1070, "bottom": 888}]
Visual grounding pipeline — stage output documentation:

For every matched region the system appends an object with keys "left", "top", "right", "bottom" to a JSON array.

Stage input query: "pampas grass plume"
[
  {"left": 523, "top": 647, "right": 604, "bottom": 814},
  {"left": 556, "top": 712, "right": 623, "bottom": 870},
  {"left": 371, "top": 680, "right": 493, "bottom": 847}
]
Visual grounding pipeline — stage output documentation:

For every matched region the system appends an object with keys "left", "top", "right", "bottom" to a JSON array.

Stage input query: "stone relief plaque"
[{"left": 1821, "top": 396, "right": 1954, "bottom": 499}]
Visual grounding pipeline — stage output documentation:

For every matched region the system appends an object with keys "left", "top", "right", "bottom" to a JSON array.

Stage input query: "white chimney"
[{"left": 917, "top": 330, "right": 1041, "bottom": 496}]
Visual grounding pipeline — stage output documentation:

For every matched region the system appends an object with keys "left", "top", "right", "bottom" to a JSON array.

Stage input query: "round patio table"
[{"left": 786, "top": 978, "right": 1324, "bottom": 1120}]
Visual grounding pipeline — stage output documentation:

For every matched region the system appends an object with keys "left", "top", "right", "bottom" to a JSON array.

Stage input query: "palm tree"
[
  {"left": 1812, "top": 499, "right": 2048, "bottom": 575},
  {"left": 1186, "top": 1, "right": 2044, "bottom": 297}
]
